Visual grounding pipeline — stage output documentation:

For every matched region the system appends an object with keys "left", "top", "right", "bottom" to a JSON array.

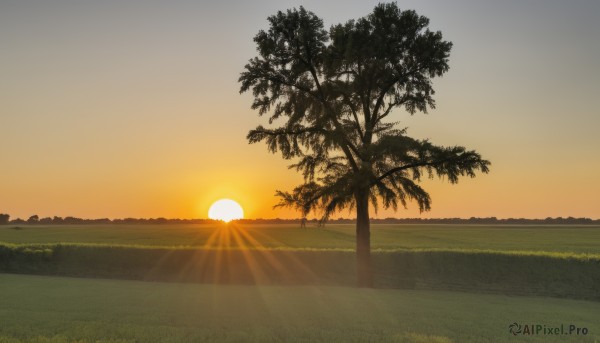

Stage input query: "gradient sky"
[{"left": 1, "top": 0, "right": 599, "bottom": 220}]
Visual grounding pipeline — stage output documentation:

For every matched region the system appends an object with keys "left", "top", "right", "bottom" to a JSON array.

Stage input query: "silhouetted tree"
[
  {"left": 0, "top": 213, "right": 9, "bottom": 225},
  {"left": 10, "top": 218, "right": 26, "bottom": 225},
  {"left": 274, "top": 182, "right": 321, "bottom": 228},
  {"left": 63, "top": 216, "right": 81, "bottom": 224},
  {"left": 39, "top": 217, "right": 53, "bottom": 224},
  {"left": 239, "top": 3, "right": 490, "bottom": 287},
  {"left": 27, "top": 215, "right": 39, "bottom": 224}
]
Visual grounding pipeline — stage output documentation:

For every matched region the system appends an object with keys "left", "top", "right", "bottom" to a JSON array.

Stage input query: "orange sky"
[{"left": 1, "top": 1, "right": 599, "bottom": 220}]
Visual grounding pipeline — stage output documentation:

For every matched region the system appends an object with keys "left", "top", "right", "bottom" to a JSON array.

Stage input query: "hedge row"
[{"left": 1, "top": 243, "right": 599, "bottom": 300}]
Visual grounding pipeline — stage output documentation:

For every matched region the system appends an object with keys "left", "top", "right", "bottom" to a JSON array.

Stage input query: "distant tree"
[
  {"left": 27, "top": 215, "right": 39, "bottom": 224},
  {"left": 39, "top": 217, "right": 53, "bottom": 224},
  {"left": 0, "top": 213, "right": 9, "bottom": 225},
  {"left": 63, "top": 216, "right": 82, "bottom": 224},
  {"left": 239, "top": 3, "right": 490, "bottom": 287},
  {"left": 151, "top": 217, "right": 168, "bottom": 224},
  {"left": 89, "top": 218, "right": 112, "bottom": 224},
  {"left": 11, "top": 218, "right": 26, "bottom": 225}
]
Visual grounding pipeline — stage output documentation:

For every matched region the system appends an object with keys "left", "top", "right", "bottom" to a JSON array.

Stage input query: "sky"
[{"left": 1, "top": 0, "right": 599, "bottom": 220}]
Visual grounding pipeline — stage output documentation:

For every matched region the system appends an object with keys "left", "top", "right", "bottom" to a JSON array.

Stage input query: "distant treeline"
[
  {"left": 329, "top": 217, "right": 600, "bottom": 225},
  {"left": 0, "top": 213, "right": 598, "bottom": 225}
]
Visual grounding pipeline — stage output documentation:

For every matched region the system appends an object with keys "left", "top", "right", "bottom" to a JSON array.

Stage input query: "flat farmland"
[
  {"left": 2, "top": 225, "right": 600, "bottom": 342},
  {"left": 0, "top": 273, "right": 598, "bottom": 343},
  {"left": 1, "top": 224, "right": 600, "bottom": 254}
]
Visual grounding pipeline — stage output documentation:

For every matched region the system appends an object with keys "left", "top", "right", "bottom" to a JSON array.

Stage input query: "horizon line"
[{"left": 2, "top": 215, "right": 599, "bottom": 223}]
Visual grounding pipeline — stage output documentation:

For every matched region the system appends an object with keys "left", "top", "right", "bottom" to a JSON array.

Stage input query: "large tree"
[{"left": 239, "top": 3, "right": 490, "bottom": 287}]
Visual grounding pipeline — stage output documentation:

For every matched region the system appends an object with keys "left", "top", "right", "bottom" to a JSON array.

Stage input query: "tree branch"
[
  {"left": 370, "top": 66, "right": 425, "bottom": 129},
  {"left": 342, "top": 94, "right": 364, "bottom": 141},
  {"left": 376, "top": 158, "right": 453, "bottom": 183},
  {"left": 301, "top": 59, "right": 361, "bottom": 172},
  {"left": 252, "top": 125, "right": 330, "bottom": 137}
]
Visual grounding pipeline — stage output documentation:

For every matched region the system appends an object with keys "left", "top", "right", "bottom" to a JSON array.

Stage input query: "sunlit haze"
[{"left": 1, "top": 0, "right": 599, "bottom": 220}]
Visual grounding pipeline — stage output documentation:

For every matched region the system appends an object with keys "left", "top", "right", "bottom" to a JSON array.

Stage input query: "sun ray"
[
  {"left": 150, "top": 221, "right": 322, "bottom": 287},
  {"left": 231, "top": 223, "right": 321, "bottom": 284}
]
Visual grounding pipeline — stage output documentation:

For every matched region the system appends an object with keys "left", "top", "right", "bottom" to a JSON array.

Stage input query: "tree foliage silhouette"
[
  {"left": 0, "top": 213, "right": 9, "bottom": 225},
  {"left": 27, "top": 215, "right": 39, "bottom": 224},
  {"left": 239, "top": 3, "right": 490, "bottom": 287}
]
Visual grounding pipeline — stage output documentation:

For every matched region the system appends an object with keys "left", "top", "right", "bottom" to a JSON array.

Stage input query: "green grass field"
[
  {"left": 0, "top": 273, "right": 598, "bottom": 343},
  {"left": 2, "top": 224, "right": 599, "bottom": 342},
  {"left": 2, "top": 223, "right": 600, "bottom": 253}
]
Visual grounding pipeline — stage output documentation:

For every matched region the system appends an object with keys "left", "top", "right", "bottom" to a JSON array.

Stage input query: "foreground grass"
[
  {"left": 0, "top": 274, "right": 598, "bottom": 343},
  {"left": 2, "top": 224, "right": 600, "bottom": 254}
]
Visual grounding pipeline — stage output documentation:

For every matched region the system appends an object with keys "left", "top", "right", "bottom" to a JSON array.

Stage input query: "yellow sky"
[{"left": 1, "top": 1, "right": 599, "bottom": 220}]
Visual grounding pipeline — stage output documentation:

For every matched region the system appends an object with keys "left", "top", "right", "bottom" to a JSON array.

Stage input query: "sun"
[{"left": 208, "top": 199, "right": 244, "bottom": 222}]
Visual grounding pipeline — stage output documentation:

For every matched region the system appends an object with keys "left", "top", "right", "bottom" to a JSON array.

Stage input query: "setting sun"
[{"left": 208, "top": 199, "right": 244, "bottom": 222}]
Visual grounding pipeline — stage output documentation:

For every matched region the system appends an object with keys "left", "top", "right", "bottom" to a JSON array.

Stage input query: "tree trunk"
[{"left": 355, "top": 189, "right": 373, "bottom": 287}]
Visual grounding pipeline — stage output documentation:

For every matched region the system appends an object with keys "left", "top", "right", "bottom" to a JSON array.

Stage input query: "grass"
[
  {"left": 2, "top": 224, "right": 599, "bottom": 341},
  {"left": 0, "top": 273, "right": 598, "bottom": 343},
  {"left": 2, "top": 223, "right": 600, "bottom": 254},
  {"left": 2, "top": 240, "right": 599, "bottom": 299}
]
